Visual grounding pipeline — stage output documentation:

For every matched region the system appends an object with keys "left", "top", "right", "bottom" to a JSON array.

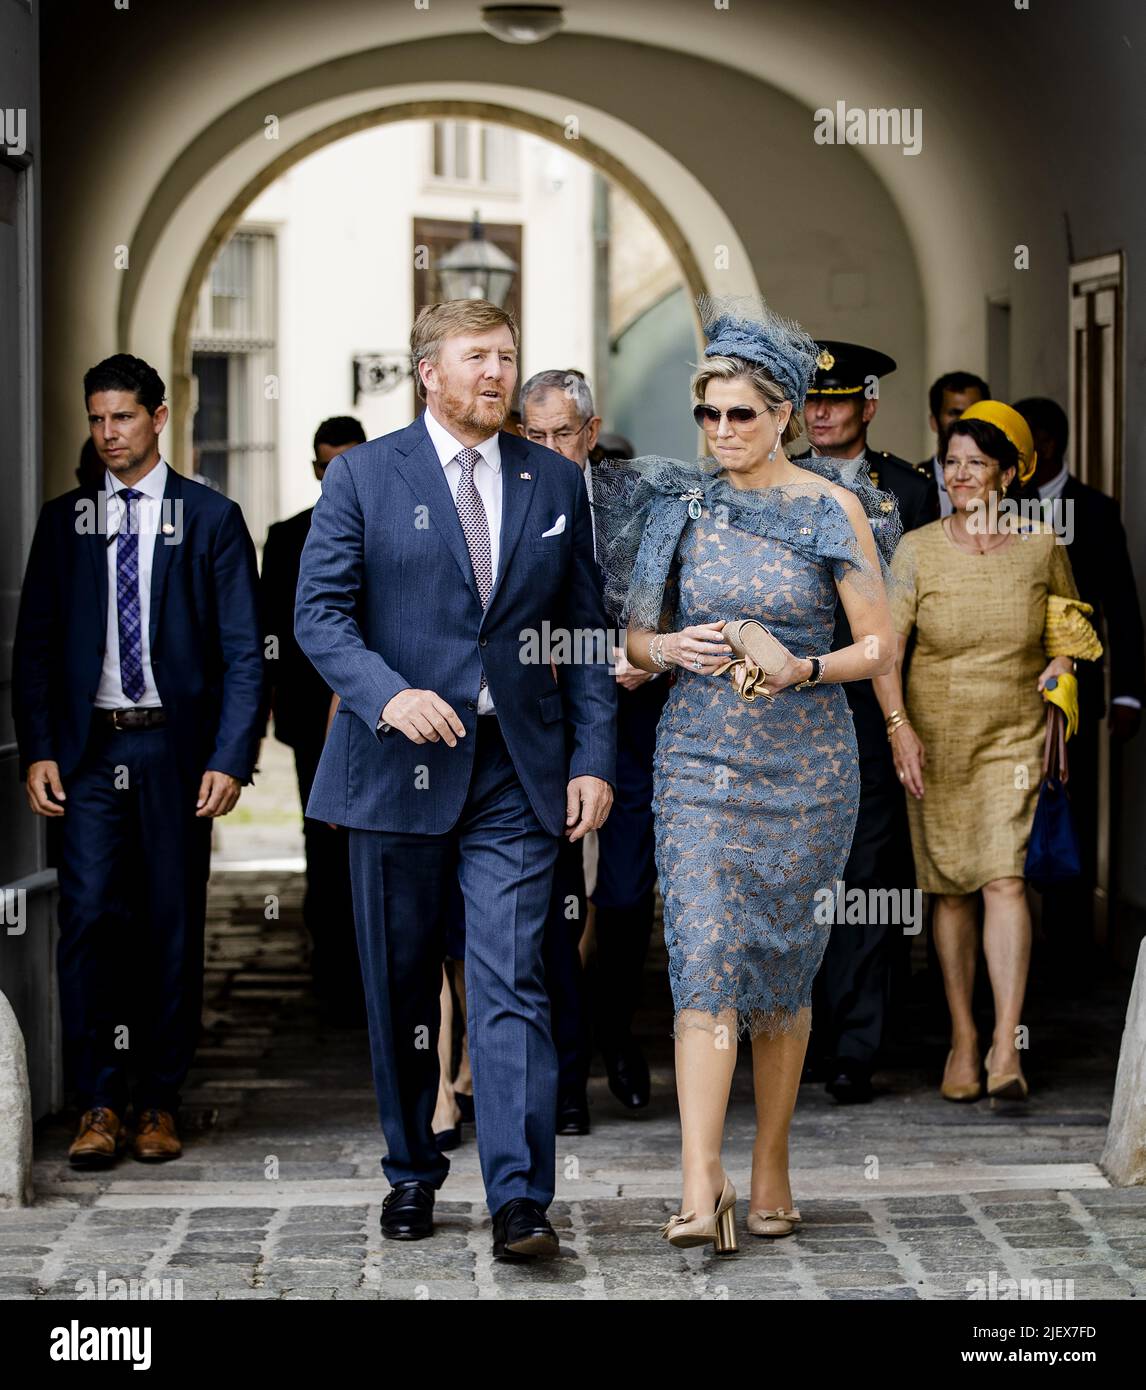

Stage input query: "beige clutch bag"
[{"left": 713, "top": 619, "right": 787, "bottom": 703}]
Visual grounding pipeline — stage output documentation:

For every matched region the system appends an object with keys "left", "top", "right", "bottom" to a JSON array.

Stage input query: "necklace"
[{"left": 944, "top": 516, "right": 1012, "bottom": 555}]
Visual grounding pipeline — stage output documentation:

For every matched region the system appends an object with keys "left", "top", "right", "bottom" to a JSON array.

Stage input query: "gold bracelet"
[{"left": 884, "top": 708, "right": 905, "bottom": 727}]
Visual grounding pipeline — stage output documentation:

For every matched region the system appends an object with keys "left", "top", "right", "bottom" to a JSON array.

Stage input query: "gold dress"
[{"left": 888, "top": 519, "right": 1080, "bottom": 895}]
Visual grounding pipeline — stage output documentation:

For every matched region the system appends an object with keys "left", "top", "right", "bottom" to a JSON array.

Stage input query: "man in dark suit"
[
  {"left": 295, "top": 300, "right": 616, "bottom": 1259},
  {"left": 793, "top": 341, "right": 938, "bottom": 1103},
  {"left": 1015, "top": 398, "right": 1145, "bottom": 963},
  {"left": 519, "top": 369, "right": 668, "bottom": 1135},
  {"left": 13, "top": 354, "right": 263, "bottom": 1166},
  {"left": 261, "top": 416, "right": 366, "bottom": 1018},
  {"left": 919, "top": 371, "right": 989, "bottom": 516}
]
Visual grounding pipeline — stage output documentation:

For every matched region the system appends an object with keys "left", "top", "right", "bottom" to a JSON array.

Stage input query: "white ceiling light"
[{"left": 480, "top": 5, "right": 565, "bottom": 45}]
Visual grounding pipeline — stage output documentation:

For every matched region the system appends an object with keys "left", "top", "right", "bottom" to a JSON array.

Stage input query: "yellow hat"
[{"left": 956, "top": 401, "right": 1038, "bottom": 485}]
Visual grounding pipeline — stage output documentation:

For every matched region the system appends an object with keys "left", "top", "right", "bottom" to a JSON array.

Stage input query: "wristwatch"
[{"left": 794, "top": 656, "right": 824, "bottom": 691}]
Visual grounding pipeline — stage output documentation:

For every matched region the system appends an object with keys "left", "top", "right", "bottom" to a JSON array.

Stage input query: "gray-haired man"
[{"left": 520, "top": 370, "right": 667, "bottom": 1128}]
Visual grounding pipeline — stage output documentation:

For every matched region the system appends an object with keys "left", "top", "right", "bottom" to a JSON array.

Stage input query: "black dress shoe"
[
  {"left": 825, "top": 1063, "right": 874, "bottom": 1105},
  {"left": 557, "top": 1093, "right": 590, "bottom": 1136},
  {"left": 433, "top": 1122, "right": 462, "bottom": 1152},
  {"left": 491, "top": 1198, "right": 560, "bottom": 1261},
  {"left": 801, "top": 1054, "right": 828, "bottom": 1085},
  {"left": 455, "top": 1092, "right": 475, "bottom": 1125},
  {"left": 380, "top": 1181, "right": 435, "bottom": 1240},
  {"left": 604, "top": 1043, "right": 650, "bottom": 1110}
]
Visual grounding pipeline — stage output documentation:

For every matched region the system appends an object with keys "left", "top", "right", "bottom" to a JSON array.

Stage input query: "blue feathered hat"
[{"left": 698, "top": 293, "right": 819, "bottom": 412}]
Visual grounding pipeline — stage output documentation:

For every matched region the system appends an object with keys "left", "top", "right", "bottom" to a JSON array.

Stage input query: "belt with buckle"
[{"left": 99, "top": 707, "right": 168, "bottom": 731}]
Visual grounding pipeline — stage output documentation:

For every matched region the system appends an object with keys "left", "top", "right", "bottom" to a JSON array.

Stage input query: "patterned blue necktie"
[{"left": 115, "top": 487, "right": 146, "bottom": 703}]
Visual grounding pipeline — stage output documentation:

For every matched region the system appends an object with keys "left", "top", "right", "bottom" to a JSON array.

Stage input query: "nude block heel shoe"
[
  {"left": 940, "top": 1049, "right": 983, "bottom": 1102},
  {"left": 660, "top": 1176, "right": 739, "bottom": 1254},
  {"left": 985, "top": 1046, "right": 1029, "bottom": 1101},
  {"left": 747, "top": 1207, "right": 802, "bottom": 1238}
]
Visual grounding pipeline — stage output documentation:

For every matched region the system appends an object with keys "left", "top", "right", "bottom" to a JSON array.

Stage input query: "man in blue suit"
[
  {"left": 295, "top": 300, "right": 616, "bottom": 1259},
  {"left": 13, "top": 354, "right": 263, "bottom": 1166}
]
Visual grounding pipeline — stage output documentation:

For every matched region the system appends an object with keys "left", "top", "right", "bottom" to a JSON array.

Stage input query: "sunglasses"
[{"left": 692, "top": 404, "right": 767, "bottom": 428}]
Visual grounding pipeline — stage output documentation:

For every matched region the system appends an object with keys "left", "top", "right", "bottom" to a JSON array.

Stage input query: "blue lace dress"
[{"left": 592, "top": 457, "right": 899, "bottom": 1038}]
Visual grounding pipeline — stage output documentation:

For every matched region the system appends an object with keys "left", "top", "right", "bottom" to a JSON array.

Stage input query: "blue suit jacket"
[
  {"left": 12, "top": 468, "right": 264, "bottom": 786},
  {"left": 294, "top": 416, "right": 616, "bottom": 836}
]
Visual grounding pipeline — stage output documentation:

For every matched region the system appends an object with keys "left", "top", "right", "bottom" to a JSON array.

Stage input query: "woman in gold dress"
[{"left": 873, "top": 403, "right": 1097, "bottom": 1103}]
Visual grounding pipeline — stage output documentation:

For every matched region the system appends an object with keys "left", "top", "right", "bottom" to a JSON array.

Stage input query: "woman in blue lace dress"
[{"left": 593, "top": 297, "right": 898, "bottom": 1252}]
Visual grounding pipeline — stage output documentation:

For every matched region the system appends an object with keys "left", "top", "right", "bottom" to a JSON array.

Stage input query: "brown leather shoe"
[
  {"left": 132, "top": 1109, "right": 182, "bottom": 1162},
  {"left": 68, "top": 1107, "right": 126, "bottom": 1168}
]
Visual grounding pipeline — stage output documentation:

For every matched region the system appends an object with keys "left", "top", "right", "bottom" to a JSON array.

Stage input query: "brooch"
[{"left": 680, "top": 487, "right": 704, "bottom": 520}]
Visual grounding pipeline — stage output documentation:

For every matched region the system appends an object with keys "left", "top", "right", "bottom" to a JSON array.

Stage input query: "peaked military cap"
[{"left": 806, "top": 341, "right": 897, "bottom": 397}]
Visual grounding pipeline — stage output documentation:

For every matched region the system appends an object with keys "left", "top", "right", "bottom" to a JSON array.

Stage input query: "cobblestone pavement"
[{"left": 4, "top": 871, "right": 1144, "bottom": 1301}]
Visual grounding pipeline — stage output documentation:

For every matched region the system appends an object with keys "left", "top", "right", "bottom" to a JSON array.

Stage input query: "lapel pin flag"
[{"left": 520, "top": 471, "right": 532, "bottom": 480}]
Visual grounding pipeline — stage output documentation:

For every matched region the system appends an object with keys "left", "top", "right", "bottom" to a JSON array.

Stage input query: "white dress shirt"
[
  {"left": 932, "top": 455, "right": 954, "bottom": 517},
  {"left": 579, "top": 457, "right": 596, "bottom": 560},
  {"left": 423, "top": 408, "right": 502, "bottom": 714},
  {"left": 94, "top": 459, "right": 169, "bottom": 709}
]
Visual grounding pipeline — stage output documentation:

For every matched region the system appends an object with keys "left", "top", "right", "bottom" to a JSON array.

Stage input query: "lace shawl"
[{"left": 590, "top": 454, "right": 903, "bottom": 632}]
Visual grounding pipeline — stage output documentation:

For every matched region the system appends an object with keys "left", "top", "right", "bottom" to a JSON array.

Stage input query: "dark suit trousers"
[
  {"left": 54, "top": 723, "right": 211, "bottom": 1113},
  {"left": 292, "top": 738, "right": 361, "bottom": 1005},
  {"left": 812, "top": 745, "right": 911, "bottom": 1068},
  {"left": 591, "top": 676, "right": 667, "bottom": 1047},
  {"left": 348, "top": 717, "right": 560, "bottom": 1213}
]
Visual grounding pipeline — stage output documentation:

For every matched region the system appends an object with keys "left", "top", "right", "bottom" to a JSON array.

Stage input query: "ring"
[
  {"left": 898, "top": 771, "right": 905, "bottom": 781},
  {"left": 693, "top": 657, "right": 701, "bottom": 670}
]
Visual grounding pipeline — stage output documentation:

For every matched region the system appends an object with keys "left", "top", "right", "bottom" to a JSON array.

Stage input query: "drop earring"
[{"left": 767, "top": 416, "right": 785, "bottom": 462}]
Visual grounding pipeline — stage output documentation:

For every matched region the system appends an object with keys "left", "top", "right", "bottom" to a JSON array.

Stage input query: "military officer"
[{"left": 793, "top": 341, "right": 938, "bottom": 1103}]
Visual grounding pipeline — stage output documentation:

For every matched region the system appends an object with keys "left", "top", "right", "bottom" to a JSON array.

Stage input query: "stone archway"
[{"left": 157, "top": 96, "right": 733, "bottom": 473}]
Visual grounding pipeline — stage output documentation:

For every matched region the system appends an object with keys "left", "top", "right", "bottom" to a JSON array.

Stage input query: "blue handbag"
[{"left": 1024, "top": 706, "right": 1081, "bottom": 884}]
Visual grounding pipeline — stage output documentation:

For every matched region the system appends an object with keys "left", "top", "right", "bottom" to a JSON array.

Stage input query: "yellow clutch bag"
[
  {"left": 1044, "top": 595, "right": 1103, "bottom": 663},
  {"left": 713, "top": 619, "right": 787, "bottom": 704}
]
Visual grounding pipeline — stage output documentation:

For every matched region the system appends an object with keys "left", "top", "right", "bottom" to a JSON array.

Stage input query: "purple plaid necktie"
[{"left": 115, "top": 487, "right": 146, "bottom": 703}]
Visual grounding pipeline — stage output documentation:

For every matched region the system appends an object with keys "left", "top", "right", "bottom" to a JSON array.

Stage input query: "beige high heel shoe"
[
  {"left": 747, "top": 1206, "right": 802, "bottom": 1238},
  {"left": 660, "top": 1175, "right": 739, "bottom": 1253},
  {"left": 985, "top": 1045, "right": 1029, "bottom": 1101},
  {"left": 940, "top": 1048, "right": 983, "bottom": 1102}
]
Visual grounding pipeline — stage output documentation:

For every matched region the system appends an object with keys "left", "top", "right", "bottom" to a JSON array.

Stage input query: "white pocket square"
[{"left": 540, "top": 514, "right": 566, "bottom": 537}]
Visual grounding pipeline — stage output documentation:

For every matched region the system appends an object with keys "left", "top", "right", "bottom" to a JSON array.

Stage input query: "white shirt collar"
[
  {"left": 1037, "top": 461, "right": 1070, "bottom": 500},
  {"left": 423, "top": 408, "right": 501, "bottom": 473},
  {"left": 105, "top": 457, "right": 169, "bottom": 499}
]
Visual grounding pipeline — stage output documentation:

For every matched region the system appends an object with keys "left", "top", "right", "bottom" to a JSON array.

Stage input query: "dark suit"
[
  {"left": 1029, "top": 475, "right": 1145, "bottom": 946},
  {"left": 793, "top": 448, "right": 938, "bottom": 1075},
  {"left": 13, "top": 468, "right": 263, "bottom": 1113},
  {"left": 261, "top": 508, "right": 359, "bottom": 1008},
  {"left": 546, "top": 462, "right": 672, "bottom": 1106},
  {"left": 295, "top": 416, "right": 616, "bottom": 1213},
  {"left": 590, "top": 655, "right": 669, "bottom": 1066}
]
